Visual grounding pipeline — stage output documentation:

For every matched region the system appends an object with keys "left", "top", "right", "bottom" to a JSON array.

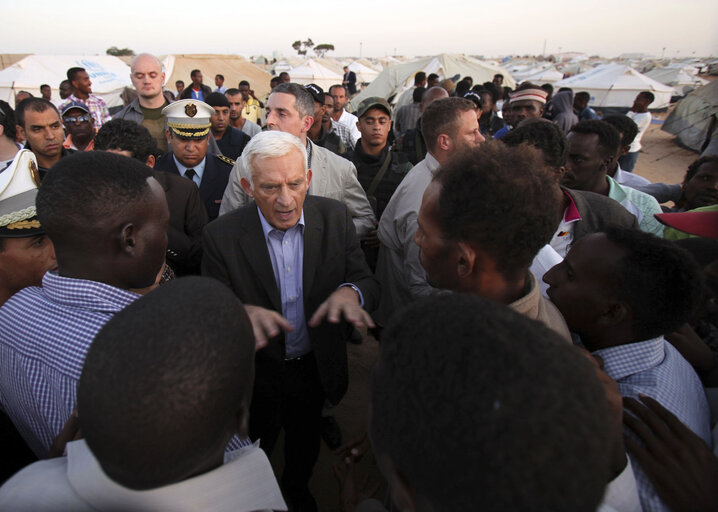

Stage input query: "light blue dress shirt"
[{"left": 173, "top": 155, "right": 206, "bottom": 188}]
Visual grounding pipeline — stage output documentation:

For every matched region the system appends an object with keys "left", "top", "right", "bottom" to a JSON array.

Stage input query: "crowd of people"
[{"left": 0, "top": 51, "right": 716, "bottom": 511}]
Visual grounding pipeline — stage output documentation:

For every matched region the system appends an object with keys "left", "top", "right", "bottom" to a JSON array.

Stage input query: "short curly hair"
[
  {"left": 569, "top": 120, "right": 621, "bottom": 160},
  {"left": 602, "top": 114, "right": 639, "bottom": 148},
  {"left": 434, "top": 141, "right": 562, "bottom": 279},
  {"left": 502, "top": 118, "right": 568, "bottom": 169},
  {"left": 682, "top": 155, "right": 718, "bottom": 186},
  {"left": 372, "top": 293, "right": 613, "bottom": 512},
  {"left": 603, "top": 226, "right": 704, "bottom": 340},
  {"left": 94, "top": 119, "right": 158, "bottom": 163}
]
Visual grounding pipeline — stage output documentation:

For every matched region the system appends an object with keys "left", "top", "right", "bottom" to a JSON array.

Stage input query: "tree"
[
  {"left": 291, "top": 38, "right": 314, "bottom": 56},
  {"left": 106, "top": 47, "right": 135, "bottom": 57},
  {"left": 314, "top": 44, "right": 335, "bottom": 58}
]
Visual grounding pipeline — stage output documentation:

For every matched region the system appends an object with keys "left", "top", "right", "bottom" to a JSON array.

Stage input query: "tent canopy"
[
  {"left": 349, "top": 54, "right": 515, "bottom": 109},
  {"left": 645, "top": 66, "right": 708, "bottom": 95},
  {"left": 287, "top": 59, "right": 343, "bottom": 91},
  {"left": 662, "top": 81, "right": 718, "bottom": 154},
  {"left": 553, "top": 63, "right": 675, "bottom": 109},
  {"left": 0, "top": 55, "right": 131, "bottom": 107},
  {"left": 163, "top": 54, "right": 272, "bottom": 99}
]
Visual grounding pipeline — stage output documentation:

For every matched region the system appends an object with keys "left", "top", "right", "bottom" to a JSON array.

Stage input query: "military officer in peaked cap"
[{"left": 154, "top": 99, "right": 234, "bottom": 221}]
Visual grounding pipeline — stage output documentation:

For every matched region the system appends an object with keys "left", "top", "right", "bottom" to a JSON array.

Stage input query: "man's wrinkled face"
[
  {"left": 0, "top": 235, "right": 57, "bottom": 297},
  {"left": 73, "top": 71, "right": 92, "bottom": 95},
  {"left": 131, "top": 56, "right": 165, "bottom": 100},
  {"left": 357, "top": 108, "right": 391, "bottom": 148},
  {"left": 511, "top": 99, "right": 543, "bottom": 126},
  {"left": 210, "top": 106, "right": 230, "bottom": 134},
  {"left": 19, "top": 108, "right": 64, "bottom": 159},
  {"left": 168, "top": 132, "right": 209, "bottom": 168},
  {"left": 241, "top": 150, "right": 312, "bottom": 231},
  {"left": 563, "top": 132, "right": 606, "bottom": 191},
  {"left": 331, "top": 87, "right": 347, "bottom": 112},
  {"left": 683, "top": 161, "right": 718, "bottom": 210},
  {"left": 226, "top": 93, "right": 244, "bottom": 121},
  {"left": 266, "top": 92, "right": 311, "bottom": 138},
  {"left": 62, "top": 108, "right": 94, "bottom": 141},
  {"left": 414, "top": 181, "right": 457, "bottom": 289}
]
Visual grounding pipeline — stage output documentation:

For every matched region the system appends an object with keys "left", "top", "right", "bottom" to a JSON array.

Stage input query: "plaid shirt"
[
  {"left": 60, "top": 93, "right": 111, "bottom": 129},
  {"left": 0, "top": 272, "right": 139, "bottom": 457},
  {"left": 594, "top": 337, "right": 711, "bottom": 512},
  {"left": 330, "top": 119, "right": 355, "bottom": 150}
]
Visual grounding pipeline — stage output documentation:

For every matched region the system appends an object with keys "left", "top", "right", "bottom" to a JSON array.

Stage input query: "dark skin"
[
  {"left": 623, "top": 395, "right": 718, "bottom": 512},
  {"left": 307, "top": 100, "right": 325, "bottom": 142},
  {"left": 563, "top": 132, "right": 612, "bottom": 196},
  {"left": 678, "top": 161, "right": 718, "bottom": 210},
  {"left": 62, "top": 108, "right": 94, "bottom": 150}
]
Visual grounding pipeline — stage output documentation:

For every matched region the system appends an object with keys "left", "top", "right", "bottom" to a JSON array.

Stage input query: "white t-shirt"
[{"left": 626, "top": 111, "right": 651, "bottom": 153}]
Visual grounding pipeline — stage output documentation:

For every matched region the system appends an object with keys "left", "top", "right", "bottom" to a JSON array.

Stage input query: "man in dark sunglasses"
[{"left": 61, "top": 100, "right": 95, "bottom": 151}]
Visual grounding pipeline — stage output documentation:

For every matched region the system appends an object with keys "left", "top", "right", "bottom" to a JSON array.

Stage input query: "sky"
[{"left": 2, "top": 0, "right": 717, "bottom": 59}]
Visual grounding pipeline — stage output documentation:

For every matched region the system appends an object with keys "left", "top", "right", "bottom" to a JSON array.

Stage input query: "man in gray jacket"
[{"left": 219, "top": 83, "right": 375, "bottom": 238}]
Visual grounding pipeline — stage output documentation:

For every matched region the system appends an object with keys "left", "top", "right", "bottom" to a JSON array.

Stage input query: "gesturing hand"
[
  {"left": 244, "top": 305, "right": 294, "bottom": 350},
  {"left": 309, "top": 286, "right": 375, "bottom": 329}
]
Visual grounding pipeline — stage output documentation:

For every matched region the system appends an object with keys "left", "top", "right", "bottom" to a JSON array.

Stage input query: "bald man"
[{"left": 114, "top": 53, "right": 170, "bottom": 153}]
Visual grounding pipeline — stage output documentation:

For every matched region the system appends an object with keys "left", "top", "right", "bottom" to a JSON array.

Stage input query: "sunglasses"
[{"left": 64, "top": 115, "right": 92, "bottom": 124}]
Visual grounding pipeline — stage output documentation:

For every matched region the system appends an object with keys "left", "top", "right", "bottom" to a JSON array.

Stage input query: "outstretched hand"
[
  {"left": 244, "top": 305, "right": 294, "bottom": 350},
  {"left": 309, "top": 286, "right": 375, "bottom": 329}
]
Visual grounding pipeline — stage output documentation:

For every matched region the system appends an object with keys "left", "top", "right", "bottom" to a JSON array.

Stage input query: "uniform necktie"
[{"left": 184, "top": 168, "right": 196, "bottom": 181}]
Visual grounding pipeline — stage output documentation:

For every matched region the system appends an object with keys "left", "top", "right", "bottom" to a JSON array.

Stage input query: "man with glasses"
[{"left": 61, "top": 101, "right": 95, "bottom": 151}]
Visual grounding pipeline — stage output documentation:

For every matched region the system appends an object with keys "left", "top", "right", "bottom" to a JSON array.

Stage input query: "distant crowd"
[{"left": 0, "top": 52, "right": 716, "bottom": 512}]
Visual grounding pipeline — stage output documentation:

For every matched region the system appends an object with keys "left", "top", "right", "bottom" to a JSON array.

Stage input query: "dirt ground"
[{"left": 269, "top": 113, "right": 705, "bottom": 512}]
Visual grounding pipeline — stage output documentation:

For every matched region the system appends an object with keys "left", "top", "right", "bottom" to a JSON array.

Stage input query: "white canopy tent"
[
  {"left": 347, "top": 60, "right": 380, "bottom": 84},
  {"left": 553, "top": 63, "right": 675, "bottom": 109},
  {"left": 645, "top": 66, "right": 708, "bottom": 96},
  {"left": 0, "top": 55, "right": 131, "bottom": 108},
  {"left": 516, "top": 66, "right": 565, "bottom": 85},
  {"left": 287, "top": 59, "right": 343, "bottom": 91}
]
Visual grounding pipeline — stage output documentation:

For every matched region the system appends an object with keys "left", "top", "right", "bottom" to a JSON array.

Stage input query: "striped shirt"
[
  {"left": 594, "top": 337, "right": 711, "bottom": 512},
  {"left": 60, "top": 94, "right": 111, "bottom": 129},
  {"left": 0, "top": 272, "right": 139, "bottom": 457}
]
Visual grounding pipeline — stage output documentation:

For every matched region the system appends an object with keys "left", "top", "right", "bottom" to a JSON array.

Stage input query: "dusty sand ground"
[{"left": 270, "top": 116, "right": 704, "bottom": 512}]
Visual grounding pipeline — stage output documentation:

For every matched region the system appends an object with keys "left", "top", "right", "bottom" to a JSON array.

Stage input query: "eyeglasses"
[{"left": 63, "top": 115, "right": 92, "bottom": 124}]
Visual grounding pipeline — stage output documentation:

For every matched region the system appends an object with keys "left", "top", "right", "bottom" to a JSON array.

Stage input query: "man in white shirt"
[
  {"left": 329, "top": 84, "right": 361, "bottom": 146},
  {"left": 618, "top": 91, "right": 654, "bottom": 173}
]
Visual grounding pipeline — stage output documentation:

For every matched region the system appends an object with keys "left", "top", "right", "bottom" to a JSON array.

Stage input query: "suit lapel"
[
  {"left": 302, "top": 198, "right": 323, "bottom": 301},
  {"left": 238, "top": 206, "right": 282, "bottom": 312},
  {"left": 199, "top": 156, "right": 217, "bottom": 205}
]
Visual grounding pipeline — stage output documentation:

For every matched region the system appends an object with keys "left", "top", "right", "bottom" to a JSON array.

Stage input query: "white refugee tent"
[
  {"left": 517, "top": 66, "right": 565, "bottom": 85},
  {"left": 553, "top": 63, "right": 675, "bottom": 109},
  {"left": 350, "top": 54, "right": 515, "bottom": 110},
  {"left": 645, "top": 66, "right": 708, "bottom": 95},
  {"left": 662, "top": 81, "right": 718, "bottom": 154},
  {"left": 287, "top": 59, "right": 343, "bottom": 91},
  {"left": 0, "top": 55, "right": 131, "bottom": 107},
  {"left": 347, "top": 60, "right": 380, "bottom": 84}
]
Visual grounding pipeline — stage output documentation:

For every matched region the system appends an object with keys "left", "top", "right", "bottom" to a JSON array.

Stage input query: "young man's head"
[
  {"left": 266, "top": 83, "right": 314, "bottom": 140},
  {"left": 355, "top": 97, "right": 392, "bottom": 152},
  {"left": 421, "top": 97, "right": 484, "bottom": 162},
  {"left": 16, "top": 98, "right": 65, "bottom": 165},
  {"left": 36, "top": 151, "right": 168, "bottom": 290},
  {"left": 415, "top": 141, "right": 561, "bottom": 299},
  {"left": 238, "top": 80, "right": 252, "bottom": 100},
  {"left": 61, "top": 101, "right": 94, "bottom": 147},
  {"left": 94, "top": 119, "right": 158, "bottom": 166},
  {"left": 680, "top": 155, "right": 718, "bottom": 210},
  {"left": 163, "top": 99, "right": 215, "bottom": 168},
  {"left": 205, "top": 92, "right": 231, "bottom": 138},
  {"left": 509, "top": 82, "right": 548, "bottom": 127},
  {"left": 414, "top": 71, "right": 427, "bottom": 87},
  {"left": 270, "top": 76, "right": 282, "bottom": 90},
  {"left": 78, "top": 276, "right": 255, "bottom": 490},
  {"left": 372, "top": 293, "right": 613, "bottom": 512},
  {"left": 329, "top": 84, "right": 348, "bottom": 112},
  {"left": 563, "top": 120, "right": 621, "bottom": 192},
  {"left": 574, "top": 91, "right": 591, "bottom": 112},
  {"left": 279, "top": 72, "right": 290, "bottom": 83},
  {"left": 502, "top": 118, "right": 569, "bottom": 179},
  {"left": 239, "top": 131, "right": 311, "bottom": 231},
  {"left": 544, "top": 227, "right": 704, "bottom": 350},
  {"left": 426, "top": 73, "right": 439, "bottom": 88},
  {"left": 40, "top": 84, "right": 51, "bottom": 101},
  {"left": 602, "top": 114, "right": 639, "bottom": 162},
  {"left": 130, "top": 54, "right": 165, "bottom": 104},
  {"left": 190, "top": 69, "right": 203, "bottom": 88},
  {"left": 175, "top": 80, "right": 185, "bottom": 96},
  {"left": 14, "top": 91, "right": 33, "bottom": 107},
  {"left": 492, "top": 73, "right": 504, "bottom": 87},
  {"left": 58, "top": 80, "right": 72, "bottom": 100},
  {"left": 632, "top": 91, "right": 655, "bottom": 113},
  {"left": 303, "top": 84, "right": 326, "bottom": 140},
  {"left": 67, "top": 67, "right": 92, "bottom": 97},
  {"left": 225, "top": 88, "right": 246, "bottom": 122},
  {"left": 214, "top": 74, "right": 224, "bottom": 88}
]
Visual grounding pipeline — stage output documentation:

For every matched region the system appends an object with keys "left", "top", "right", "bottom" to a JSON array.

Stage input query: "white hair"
[{"left": 240, "top": 131, "right": 308, "bottom": 189}]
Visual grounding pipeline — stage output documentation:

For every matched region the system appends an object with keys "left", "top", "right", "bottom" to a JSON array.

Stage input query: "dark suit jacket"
[
  {"left": 154, "top": 152, "right": 233, "bottom": 221},
  {"left": 215, "top": 126, "right": 251, "bottom": 161},
  {"left": 565, "top": 187, "right": 640, "bottom": 241},
  {"left": 201, "top": 195, "right": 379, "bottom": 403},
  {"left": 151, "top": 170, "right": 207, "bottom": 276},
  {"left": 179, "top": 84, "right": 212, "bottom": 101}
]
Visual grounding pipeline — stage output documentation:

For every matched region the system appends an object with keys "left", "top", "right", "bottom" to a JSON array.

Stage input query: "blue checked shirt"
[
  {"left": 0, "top": 272, "right": 140, "bottom": 457},
  {"left": 594, "top": 337, "right": 711, "bottom": 512}
]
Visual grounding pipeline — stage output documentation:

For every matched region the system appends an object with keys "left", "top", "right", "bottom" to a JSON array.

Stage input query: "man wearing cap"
[
  {"left": 304, "top": 84, "right": 349, "bottom": 158},
  {"left": 59, "top": 67, "right": 110, "bottom": 129},
  {"left": 155, "top": 99, "right": 234, "bottom": 221},
  {"left": 509, "top": 82, "right": 548, "bottom": 129},
  {"left": 205, "top": 92, "right": 251, "bottom": 161},
  {"left": 219, "top": 83, "right": 376, "bottom": 239},
  {"left": 16, "top": 98, "right": 75, "bottom": 180},
  {"left": 61, "top": 101, "right": 95, "bottom": 152},
  {"left": 225, "top": 88, "right": 262, "bottom": 138},
  {"left": 328, "top": 85, "right": 361, "bottom": 145},
  {"left": 114, "top": 53, "right": 171, "bottom": 154}
]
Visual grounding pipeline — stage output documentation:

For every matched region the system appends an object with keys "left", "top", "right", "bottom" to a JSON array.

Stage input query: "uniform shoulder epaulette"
[{"left": 217, "top": 154, "right": 235, "bottom": 166}]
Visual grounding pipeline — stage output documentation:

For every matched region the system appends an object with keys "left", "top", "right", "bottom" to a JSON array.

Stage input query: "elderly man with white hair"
[{"left": 202, "top": 130, "right": 379, "bottom": 512}]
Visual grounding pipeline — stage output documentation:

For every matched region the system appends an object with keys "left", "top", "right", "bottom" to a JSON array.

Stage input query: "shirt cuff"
[{"left": 339, "top": 283, "right": 364, "bottom": 307}]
